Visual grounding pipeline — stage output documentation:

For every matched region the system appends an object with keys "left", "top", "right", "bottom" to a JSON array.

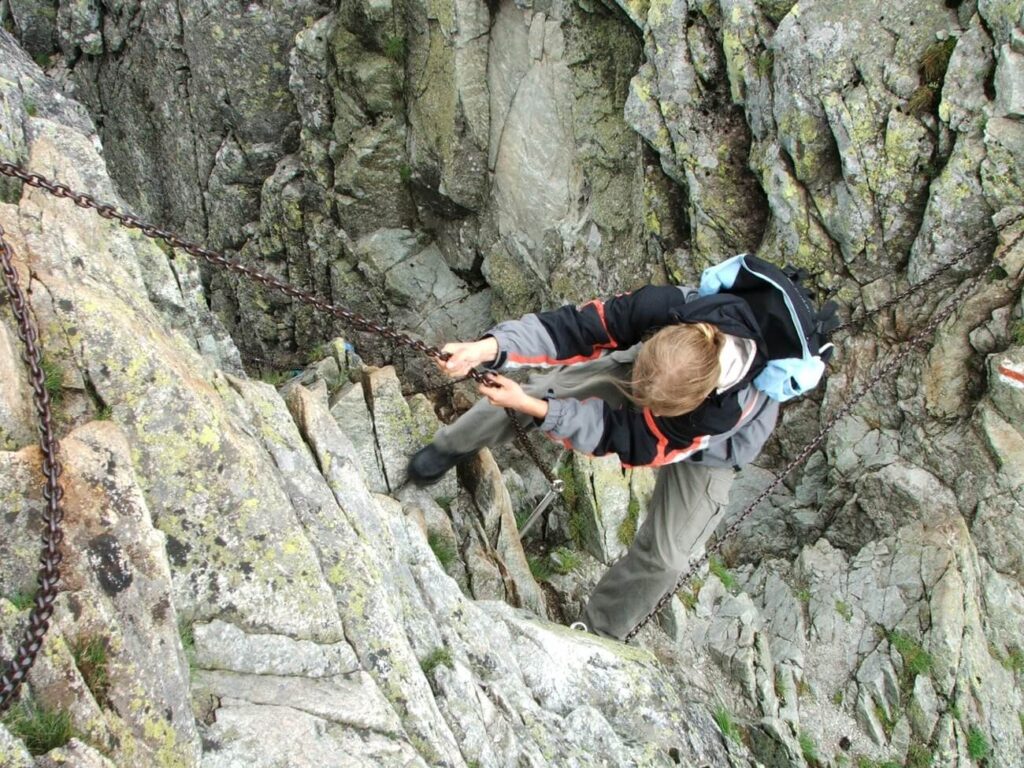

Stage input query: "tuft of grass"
[
  {"left": 0, "top": 700, "right": 74, "bottom": 755},
  {"left": 179, "top": 620, "right": 196, "bottom": 668},
  {"left": 96, "top": 405, "right": 113, "bottom": 421},
  {"left": 795, "top": 587, "right": 812, "bottom": 604},
  {"left": 528, "top": 554, "right": 553, "bottom": 583},
  {"left": 560, "top": 463, "right": 587, "bottom": 549},
  {"left": 399, "top": 163, "right": 412, "bottom": 184},
  {"left": 921, "top": 38, "right": 957, "bottom": 84},
  {"left": 835, "top": 600, "right": 853, "bottom": 622},
  {"left": 966, "top": 726, "right": 989, "bottom": 761},
  {"left": 905, "top": 742, "right": 934, "bottom": 768},
  {"left": 678, "top": 578, "right": 703, "bottom": 610},
  {"left": 5, "top": 591, "right": 35, "bottom": 611},
  {"left": 774, "top": 670, "right": 788, "bottom": 700},
  {"left": 307, "top": 343, "right": 328, "bottom": 362},
  {"left": 799, "top": 731, "right": 819, "bottom": 765},
  {"left": 550, "top": 546, "right": 582, "bottom": 575},
  {"left": 987, "top": 265, "right": 1009, "bottom": 283},
  {"left": 889, "top": 630, "right": 933, "bottom": 679},
  {"left": 709, "top": 555, "right": 738, "bottom": 592},
  {"left": 427, "top": 532, "right": 457, "bottom": 570},
  {"left": 796, "top": 677, "right": 812, "bottom": 699},
  {"left": 832, "top": 689, "right": 844, "bottom": 706},
  {"left": 1011, "top": 320, "right": 1024, "bottom": 346},
  {"left": 874, "top": 703, "right": 897, "bottom": 739},
  {"left": 24, "top": 96, "right": 38, "bottom": 117},
  {"left": 756, "top": 50, "right": 774, "bottom": 78},
  {"left": 420, "top": 647, "right": 453, "bottom": 676},
  {"left": 40, "top": 356, "right": 63, "bottom": 404},
  {"left": 260, "top": 369, "right": 289, "bottom": 387},
  {"left": 383, "top": 35, "right": 406, "bottom": 63},
  {"left": 617, "top": 497, "right": 640, "bottom": 546},
  {"left": 712, "top": 705, "right": 742, "bottom": 744},
  {"left": 907, "top": 85, "right": 936, "bottom": 115},
  {"left": 71, "top": 636, "right": 110, "bottom": 706}
]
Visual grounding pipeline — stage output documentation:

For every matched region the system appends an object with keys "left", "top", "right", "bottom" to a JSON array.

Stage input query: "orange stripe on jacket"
[
  {"left": 629, "top": 408, "right": 708, "bottom": 468},
  {"left": 583, "top": 299, "right": 618, "bottom": 348}
]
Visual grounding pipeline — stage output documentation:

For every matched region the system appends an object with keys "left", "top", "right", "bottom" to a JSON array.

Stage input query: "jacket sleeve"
[{"left": 486, "top": 285, "right": 697, "bottom": 369}]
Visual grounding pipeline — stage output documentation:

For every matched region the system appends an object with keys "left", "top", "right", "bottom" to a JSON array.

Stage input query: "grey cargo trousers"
[{"left": 432, "top": 351, "right": 734, "bottom": 640}]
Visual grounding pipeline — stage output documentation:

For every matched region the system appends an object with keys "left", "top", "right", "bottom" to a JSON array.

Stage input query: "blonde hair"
[{"left": 630, "top": 323, "right": 724, "bottom": 416}]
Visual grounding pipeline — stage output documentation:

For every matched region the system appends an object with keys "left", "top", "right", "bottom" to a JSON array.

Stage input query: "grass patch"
[
  {"left": 617, "top": 497, "right": 640, "bottom": 547},
  {"left": 832, "top": 689, "right": 844, "bottom": 706},
  {"left": 796, "top": 677, "right": 812, "bottom": 699},
  {"left": 712, "top": 705, "right": 742, "bottom": 744},
  {"left": 0, "top": 700, "right": 74, "bottom": 755},
  {"left": 1012, "top": 320, "right": 1024, "bottom": 346},
  {"left": 874, "top": 703, "right": 897, "bottom": 739},
  {"left": 549, "top": 546, "right": 582, "bottom": 575},
  {"left": 179, "top": 620, "right": 196, "bottom": 668},
  {"left": 678, "top": 578, "right": 703, "bottom": 610},
  {"left": 71, "top": 636, "right": 110, "bottom": 706},
  {"left": 709, "top": 555, "right": 738, "bottom": 592},
  {"left": 427, "top": 532, "right": 457, "bottom": 570},
  {"left": 559, "top": 463, "right": 586, "bottom": 548},
  {"left": 905, "top": 742, "right": 934, "bottom": 768},
  {"left": 756, "top": 50, "right": 773, "bottom": 78},
  {"left": 966, "top": 726, "right": 989, "bottom": 761},
  {"left": 5, "top": 591, "right": 35, "bottom": 611},
  {"left": 24, "top": 95, "right": 38, "bottom": 117},
  {"left": 799, "top": 731, "right": 819, "bottom": 765},
  {"left": 907, "top": 85, "right": 937, "bottom": 115},
  {"left": 921, "top": 38, "right": 957, "bottom": 84},
  {"left": 96, "top": 405, "right": 113, "bottom": 421},
  {"left": 307, "top": 343, "right": 328, "bottom": 362},
  {"left": 889, "top": 630, "right": 933, "bottom": 679},
  {"left": 399, "top": 163, "right": 412, "bottom": 184},
  {"left": 835, "top": 600, "right": 853, "bottom": 622},
  {"left": 795, "top": 587, "right": 811, "bottom": 604},
  {"left": 41, "top": 356, "right": 63, "bottom": 404},
  {"left": 420, "top": 647, "right": 453, "bottom": 676},
  {"left": 774, "top": 670, "right": 788, "bottom": 700},
  {"left": 260, "top": 369, "right": 290, "bottom": 387},
  {"left": 528, "top": 554, "right": 553, "bottom": 583},
  {"left": 383, "top": 35, "right": 406, "bottom": 63}
]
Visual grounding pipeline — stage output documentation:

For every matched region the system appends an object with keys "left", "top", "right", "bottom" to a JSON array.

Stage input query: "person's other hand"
[
  {"left": 439, "top": 338, "right": 499, "bottom": 377},
  {"left": 479, "top": 374, "right": 548, "bottom": 420}
]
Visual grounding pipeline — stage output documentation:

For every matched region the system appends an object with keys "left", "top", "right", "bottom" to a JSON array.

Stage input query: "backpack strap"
[{"left": 700, "top": 254, "right": 838, "bottom": 401}]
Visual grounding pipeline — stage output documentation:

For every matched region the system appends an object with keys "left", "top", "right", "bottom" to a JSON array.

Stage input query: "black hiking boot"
[{"left": 407, "top": 444, "right": 477, "bottom": 487}]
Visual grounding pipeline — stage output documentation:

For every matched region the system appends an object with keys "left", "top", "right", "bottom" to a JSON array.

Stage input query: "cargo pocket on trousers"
[{"left": 705, "top": 470, "right": 734, "bottom": 508}]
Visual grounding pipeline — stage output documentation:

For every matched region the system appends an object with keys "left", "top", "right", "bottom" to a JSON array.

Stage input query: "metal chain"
[
  {"left": 832, "top": 213, "right": 1022, "bottom": 333},
  {"left": 0, "top": 162, "right": 551, "bottom": 466},
  {"left": 0, "top": 225, "right": 65, "bottom": 712},
  {"left": 626, "top": 217, "right": 1024, "bottom": 641}
]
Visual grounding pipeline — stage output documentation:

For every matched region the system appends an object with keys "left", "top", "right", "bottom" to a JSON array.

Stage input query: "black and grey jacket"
[{"left": 485, "top": 285, "right": 780, "bottom": 469}]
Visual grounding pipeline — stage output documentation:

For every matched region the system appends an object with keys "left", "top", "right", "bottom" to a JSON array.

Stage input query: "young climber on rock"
[{"left": 407, "top": 256, "right": 835, "bottom": 641}]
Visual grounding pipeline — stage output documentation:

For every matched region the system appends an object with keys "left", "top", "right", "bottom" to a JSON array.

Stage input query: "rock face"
[
  {"left": 3, "top": 0, "right": 1024, "bottom": 765},
  {"left": 0, "top": 32, "right": 740, "bottom": 767}
]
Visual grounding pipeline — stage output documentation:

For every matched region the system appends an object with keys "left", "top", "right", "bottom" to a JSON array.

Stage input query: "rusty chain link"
[
  {"left": 0, "top": 225, "right": 65, "bottom": 713},
  {"left": 626, "top": 217, "right": 1024, "bottom": 641}
]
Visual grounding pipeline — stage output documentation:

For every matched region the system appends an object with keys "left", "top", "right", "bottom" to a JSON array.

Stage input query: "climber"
[{"left": 406, "top": 255, "right": 836, "bottom": 641}]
